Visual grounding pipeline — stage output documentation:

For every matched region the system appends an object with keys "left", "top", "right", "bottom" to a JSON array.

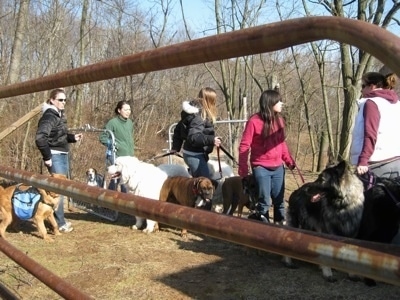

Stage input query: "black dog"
[
  {"left": 357, "top": 176, "right": 400, "bottom": 244},
  {"left": 283, "top": 160, "right": 365, "bottom": 282},
  {"left": 285, "top": 161, "right": 400, "bottom": 285},
  {"left": 356, "top": 175, "right": 400, "bottom": 286}
]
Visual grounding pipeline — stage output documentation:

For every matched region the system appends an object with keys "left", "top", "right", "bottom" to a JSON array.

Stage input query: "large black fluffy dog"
[
  {"left": 283, "top": 160, "right": 365, "bottom": 282},
  {"left": 357, "top": 176, "right": 400, "bottom": 243},
  {"left": 284, "top": 160, "right": 400, "bottom": 284}
]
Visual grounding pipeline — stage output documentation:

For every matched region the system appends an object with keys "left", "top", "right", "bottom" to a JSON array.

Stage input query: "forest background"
[{"left": 0, "top": 0, "right": 399, "bottom": 180}]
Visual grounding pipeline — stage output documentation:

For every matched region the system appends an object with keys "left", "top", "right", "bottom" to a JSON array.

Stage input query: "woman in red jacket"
[{"left": 239, "top": 89, "right": 294, "bottom": 223}]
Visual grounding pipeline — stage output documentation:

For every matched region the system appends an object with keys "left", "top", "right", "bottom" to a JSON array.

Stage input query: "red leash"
[{"left": 290, "top": 159, "right": 306, "bottom": 187}]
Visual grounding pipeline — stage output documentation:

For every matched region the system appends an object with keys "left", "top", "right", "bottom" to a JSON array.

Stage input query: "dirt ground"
[{"left": 1, "top": 171, "right": 400, "bottom": 299}]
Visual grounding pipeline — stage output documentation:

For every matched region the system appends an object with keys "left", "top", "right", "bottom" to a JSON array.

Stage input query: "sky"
[{"left": 138, "top": 0, "right": 399, "bottom": 36}]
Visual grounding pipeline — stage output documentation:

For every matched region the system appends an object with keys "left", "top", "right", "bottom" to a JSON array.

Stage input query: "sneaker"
[
  {"left": 59, "top": 223, "right": 74, "bottom": 233},
  {"left": 248, "top": 212, "right": 269, "bottom": 223},
  {"left": 66, "top": 221, "right": 72, "bottom": 227},
  {"left": 274, "top": 220, "right": 287, "bottom": 226}
]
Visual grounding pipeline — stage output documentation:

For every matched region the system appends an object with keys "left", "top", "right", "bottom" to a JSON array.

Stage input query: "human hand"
[
  {"left": 44, "top": 159, "right": 52, "bottom": 168},
  {"left": 75, "top": 133, "right": 83, "bottom": 141},
  {"left": 214, "top": 137, "right": 222, "bottom": 147},
  {"left": 287, "top": 163, "right": 295, "bottom": 170},
  {"left": 357, "top": 165, "right": 369, "bottom": 175}
]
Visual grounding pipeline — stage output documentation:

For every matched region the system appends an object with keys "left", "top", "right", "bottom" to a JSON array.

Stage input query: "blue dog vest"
[{"left": 12, "top": 185, "right": 42, "bottom": 220}]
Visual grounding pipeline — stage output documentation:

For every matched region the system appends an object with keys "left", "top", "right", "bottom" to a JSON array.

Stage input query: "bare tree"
[
  {"left": 310, "top": 0, "right": 400, "bottom": 160},
  {"left": 179, "top": 0, "right": 268, "bottom": 159}
]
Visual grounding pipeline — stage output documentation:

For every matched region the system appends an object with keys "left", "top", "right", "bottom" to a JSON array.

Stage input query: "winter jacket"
[
  {"left": 172, "top": 100, "right": 216, "bottom": 155},
  {"left": 238, "top": 113, "right": 294, "bottom": 177},
  {"left": 99, "top": 115, "right": 134, "bottom": 157},
  {"left": 35, "top": 103, "right": 77, "bottom": 161},
  {"left": 351, "top": 89, "right": 400, "bottom": 165}
]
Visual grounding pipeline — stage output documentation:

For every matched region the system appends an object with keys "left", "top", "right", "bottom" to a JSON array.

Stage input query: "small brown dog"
[
  {"left": 222, "top": 175, "right": 258, "bottom": 217},
  {"left": 0, "top": 174, "right": 65, "bottom": 241},
  {"left": 159, "top": 176, "right": 216, "bottom": 238}
]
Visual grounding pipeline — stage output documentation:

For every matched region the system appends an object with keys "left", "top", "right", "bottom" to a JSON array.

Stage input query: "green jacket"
[{"left": 99, "top": 116, "right": 134, "bottom": 157}]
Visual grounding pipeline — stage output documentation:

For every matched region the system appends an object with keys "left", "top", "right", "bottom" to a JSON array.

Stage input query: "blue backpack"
[{"left": 12, "top": 185, "right": 42, "bottom": 220}]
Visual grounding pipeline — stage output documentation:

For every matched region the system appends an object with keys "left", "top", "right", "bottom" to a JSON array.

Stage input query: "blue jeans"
[
  {"left": 252, "top": 165, "right": 285, "bottom": 222},
  {"left": 50, "top": 153, "right": 69, "bottom": 227},
  {"left": 183, "top": 152, "right": 210, "bottom": 178}
]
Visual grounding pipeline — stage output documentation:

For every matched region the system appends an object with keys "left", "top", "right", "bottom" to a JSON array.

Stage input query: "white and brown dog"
[
  {"left": 107, "top": 156, "right": 191, "bottom": 233},
  {"left": 86, "top": 168, "right": 105, "bottom": 188}
]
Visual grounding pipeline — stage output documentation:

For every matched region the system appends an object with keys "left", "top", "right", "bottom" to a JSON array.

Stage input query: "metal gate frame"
[{"left": 68, "top": 124, "right": 119, "bottom": 222}]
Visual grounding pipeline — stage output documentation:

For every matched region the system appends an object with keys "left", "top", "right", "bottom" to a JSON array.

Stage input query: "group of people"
[
  {"left": 35, "top": 91, "right": 134, "bottom": 233},
  {"left": 34, "top": 70, "right": 400, "bottom": 245}
]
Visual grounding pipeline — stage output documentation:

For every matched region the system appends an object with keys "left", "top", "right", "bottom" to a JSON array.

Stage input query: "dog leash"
[
  {"left": 216, "top": 146, "right": 223, "bottom": 179},
  {"left": 218, "top": 145, "right": 239, "bottom": 166},
  {"left": 368, "top": 156, "right": 400, "bottom": 169},
  {"left": 147, "top": 151, "right": 183, "bottom": 162},
  {"left": 358, "top": 171, "right": 400, "bottom": 208},
  {"left": 290, "top": 160, "right": 306, "bottom": 187}
]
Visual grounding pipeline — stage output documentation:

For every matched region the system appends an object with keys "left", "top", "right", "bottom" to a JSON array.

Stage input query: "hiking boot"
[{"left": 59, "top": 223, "right": 74, "bottom": 233}]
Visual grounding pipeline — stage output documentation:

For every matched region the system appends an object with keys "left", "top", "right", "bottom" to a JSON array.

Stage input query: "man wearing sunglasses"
[{"left": 35, "top": 88, "right": 83, "bottom": 233}]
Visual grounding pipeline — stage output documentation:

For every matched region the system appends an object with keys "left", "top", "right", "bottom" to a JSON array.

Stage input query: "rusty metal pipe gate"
[
  {"left": 0, "top": 16, "right": 399, "bottom": 99},
  {"left": 0, "top": 16, "right": 400, "bottom": 295},
  {"left": 0, "top": 166, "right": 399, "bottom": 287},
  {"left": 0, "top": 238, "right": 93, "bottom": 300}
]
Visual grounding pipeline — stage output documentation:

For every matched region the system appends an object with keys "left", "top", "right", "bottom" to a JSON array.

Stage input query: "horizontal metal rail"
[
  {"left": 0, "top": 16, "right": 399, "bottom": 99},
  {"left": 0, "top": 165, "right": 399, "bottom": 286},
  {"left": 0, "top": 239, "right": 93, "bottom": 300}
]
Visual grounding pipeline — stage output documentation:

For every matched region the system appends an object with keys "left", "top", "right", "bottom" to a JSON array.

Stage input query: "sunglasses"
[{"left": 55, "top": 98, "right": 67, "bottom": 103}]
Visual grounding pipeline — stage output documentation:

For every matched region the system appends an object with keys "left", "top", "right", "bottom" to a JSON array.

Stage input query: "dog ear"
[
  {"left": 210, "top": 179, "right": 219, "bottom": 190},
  {"left": 336, "top": 160, "right": 348, "bottom": 176}
]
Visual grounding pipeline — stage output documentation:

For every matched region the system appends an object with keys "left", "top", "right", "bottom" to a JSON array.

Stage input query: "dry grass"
[{"left": 0, "top": 173, "right": 400, "bottom": 299}]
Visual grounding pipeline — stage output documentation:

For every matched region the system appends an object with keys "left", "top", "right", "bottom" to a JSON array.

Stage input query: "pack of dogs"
[{"left": 1, "top": 156, "right": 399, "bottom": 287}]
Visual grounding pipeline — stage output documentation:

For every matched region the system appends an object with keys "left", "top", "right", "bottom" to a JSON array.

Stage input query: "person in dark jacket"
[
  {"left": 35, "top": 88, "right": 82, "bottom": 233},
  {"left": 172, "top": 87, "right": 221, "bottom": 178}
]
